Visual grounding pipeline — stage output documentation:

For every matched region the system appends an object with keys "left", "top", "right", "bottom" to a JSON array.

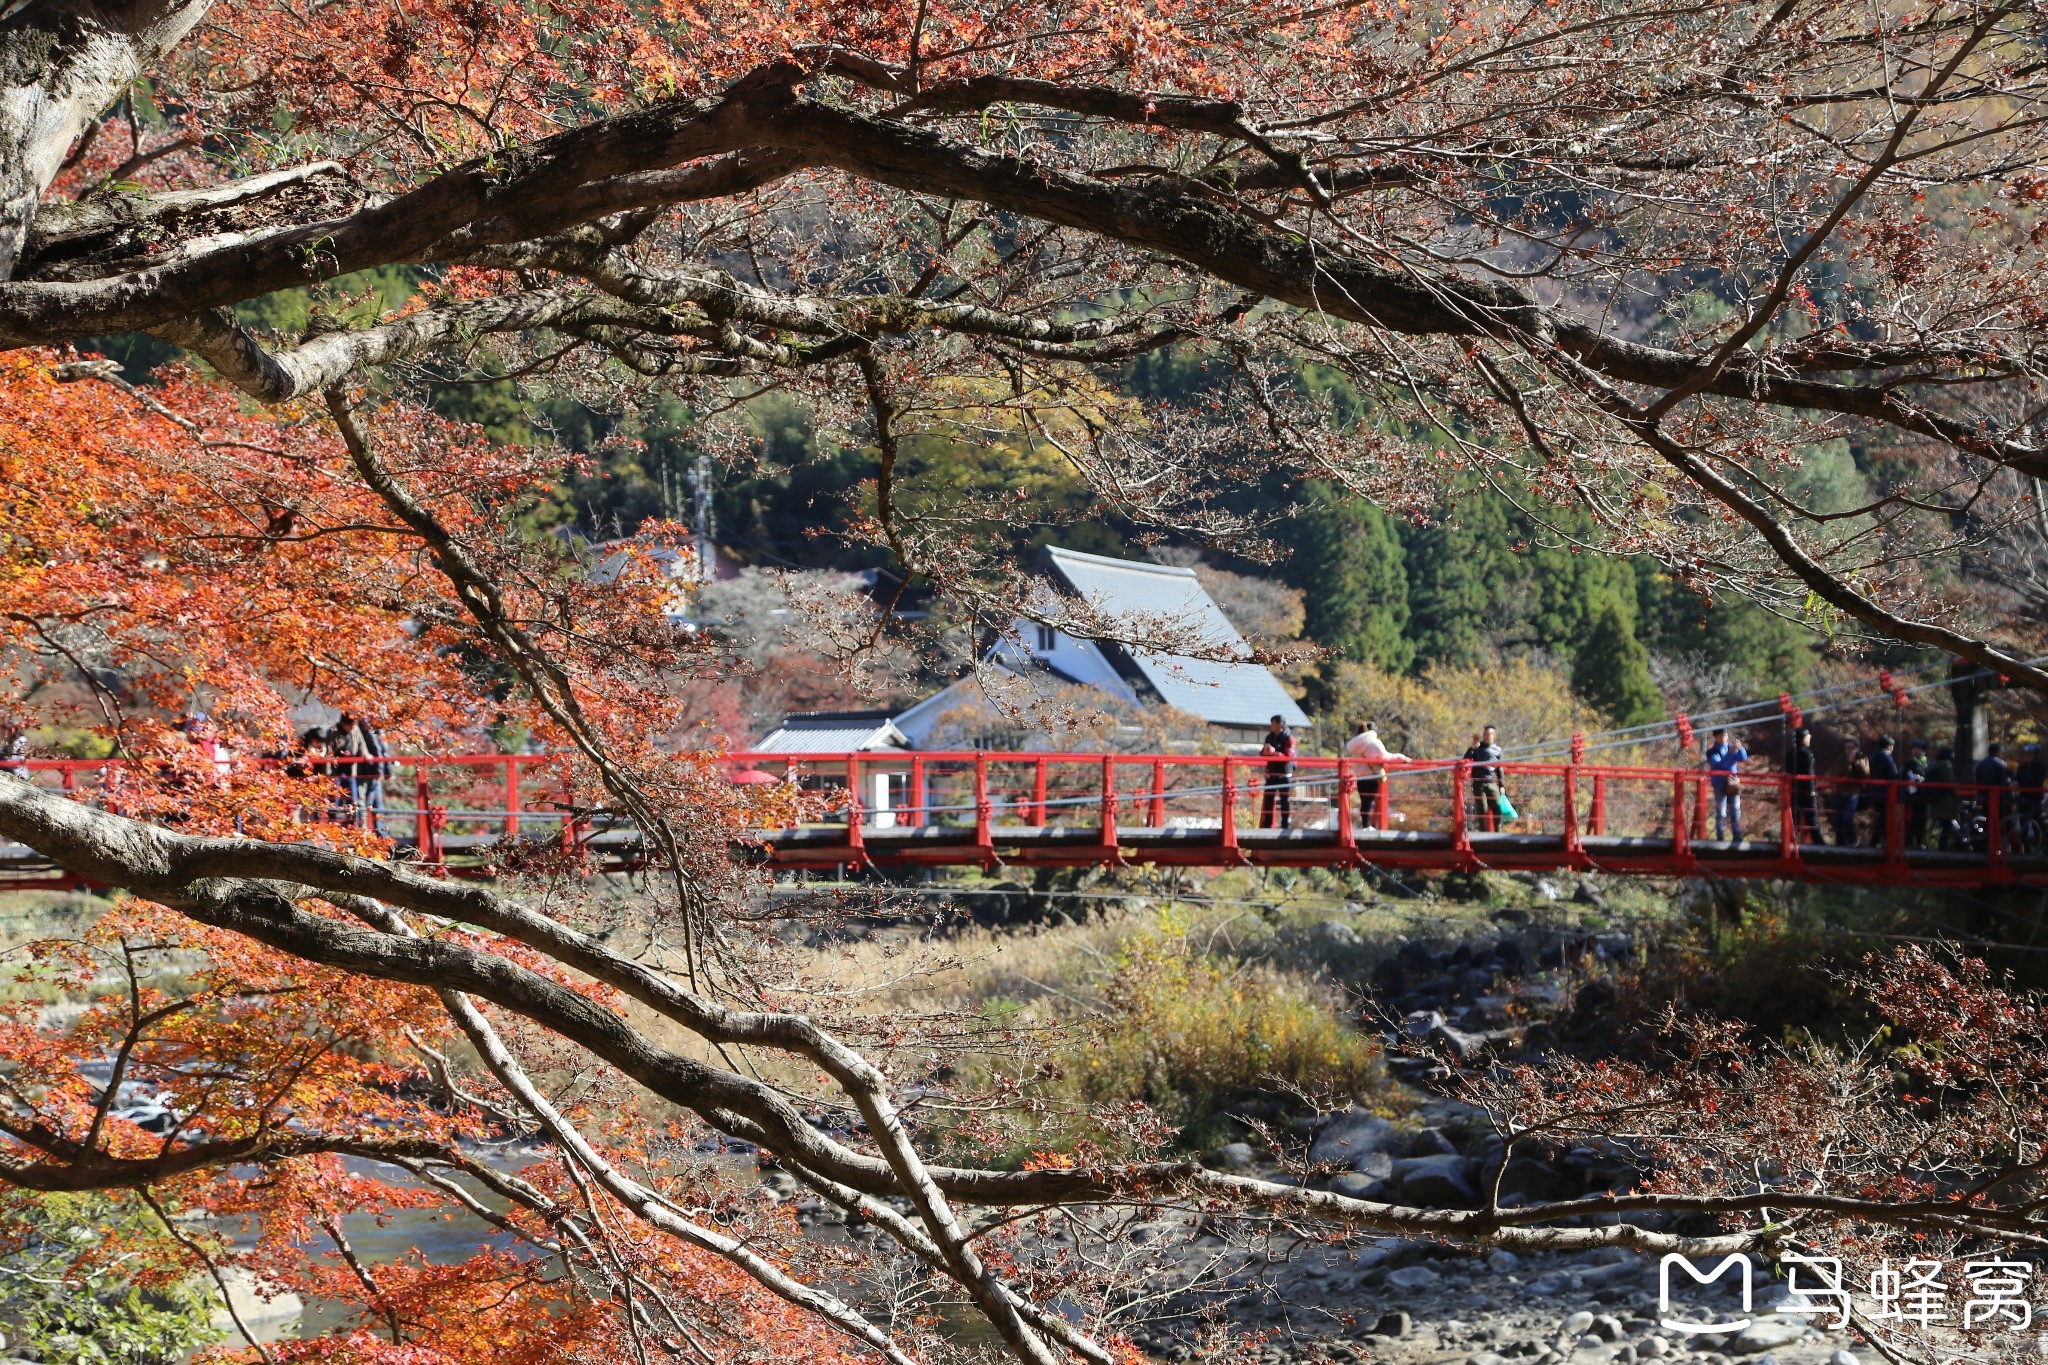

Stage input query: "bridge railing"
[
  {"left": 741, "top": 751, "right": 2038, "bottom": 867},
  {"left": 0, "top": 753, "right": 580, "bottom": 863},
  {"left": 1, "top": 749, "right": 2036, "bottom": 874}
]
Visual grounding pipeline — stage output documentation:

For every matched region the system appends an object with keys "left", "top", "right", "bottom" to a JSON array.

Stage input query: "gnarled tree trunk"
[{"left": 0, "top": 0, "right": 210, "bottom": 280}]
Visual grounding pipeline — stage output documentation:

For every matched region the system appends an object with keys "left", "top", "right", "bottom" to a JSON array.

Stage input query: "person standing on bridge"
[
  {"left": 1905, "top": 739, "right": 1932, "bottom": 847},
  {"left": 1345, "top": 721, "right": 1407, "bottom": 832},
  {"left": 1465, "top": 725, "right": 1507, "bottom": 832},
  {"left": 1787, "top": 727, "right": 1823, "bottom": 845},
  {"left": 1975, "top": 742, "right": 2013, "bottom": 793},
  {"left": 1259, "top": 714, "right": 1296, "bottom": 830},
  {"left": 0, "top": 721, "right": 26, "bottom": 782},
  {"left": 1833, "top": 743, "right": 1870, "bottom": 848},
  {"left": 1973, "top": 743, "right": 2015, "bottom": 850},
  {"left": 1865, "top": 736, "right": 1899, "bottom": 847},
  {"left": 1927, "top": 744, "right": 1961, "bottom": 848},
  {"left": 2017, "top": 742, "right": 2046, "bottom": 822},
  {"left": 1704, "top": 727, "right": 1748, "bottom": 843}
]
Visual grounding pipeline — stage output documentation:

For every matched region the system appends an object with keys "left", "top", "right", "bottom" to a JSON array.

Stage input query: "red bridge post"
[
  {"left": 1031, "top": 757, "right": 1047, "bottom": 827},
  {"left": 974, "top": 751, "right": 994, "bottom": 867},
  {"left": 1149, "top": 756, "right": 1167, "bottom": 827},
  {"left": 1780, "top": 774, "right": 1798, "bottom": 864},
  {"left": 1671, "top": 773, "right": 1691, "bottom": 866},
  {"left": 1098, "top": 755, "right": 1121, "bottom": 865},
  {"left": 415, "top": 764, "right": 432, "bottom": 857},
  {"left": 503, "top": 757, "right": 520, "bottom": 838},
  {"left": 910, "top": 755, "right": 926, "bottom": 827},
  {"left": 1219, "top": 755, "right": 1239, "bottom": 861},
  {"left": 1590, "top": 773, "right": 1607, "bottom": 836},
  {"left": 845, "top": 755, "right": 865, "bottom": 866},
  {"left": 1989, "top": 785, "right": 2008, "bottom": 877},
  {"left": 1451, "top": 759, "right": 1471, "bottom": 863},
  {"left": 1336, "top": 757, "right": 1358, "bottom": 863},
  {"left": 1563, "top": 765, "right": 1583, "bottom": 866}
]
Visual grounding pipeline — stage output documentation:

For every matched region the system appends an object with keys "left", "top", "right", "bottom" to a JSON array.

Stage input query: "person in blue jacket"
[{"left": 1704, "top": 727, "right": 1749, "bottom": 842}]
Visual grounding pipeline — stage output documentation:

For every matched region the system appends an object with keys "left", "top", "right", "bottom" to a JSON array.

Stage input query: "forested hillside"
[{"left": 452, "top": 345, "right": 1852, "bottom": 729}]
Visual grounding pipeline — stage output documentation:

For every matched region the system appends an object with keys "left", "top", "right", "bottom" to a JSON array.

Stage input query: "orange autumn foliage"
[{"left": 0, "top": 352, "right": 854, "bottom": 1358}]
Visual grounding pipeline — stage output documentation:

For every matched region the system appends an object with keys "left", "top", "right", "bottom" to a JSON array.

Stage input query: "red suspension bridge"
[{"left": 2, "top": 749, "right": 2045, "bottom": 889}]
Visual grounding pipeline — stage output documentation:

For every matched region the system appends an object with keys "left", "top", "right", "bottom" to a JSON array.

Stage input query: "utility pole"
[{"left": 687, "top": 455, "right": 715, "bottom": 583}]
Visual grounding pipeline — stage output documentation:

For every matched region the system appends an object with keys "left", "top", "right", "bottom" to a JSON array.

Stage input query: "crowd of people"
[
  {"left": 286, "top": 714, "right": 394, "bottom": 830},
  {"left": 1257, "top": 716, "right": 1509, "bottom": 832},
  {"left": 1742, "top": 726, "right": 2047, "bottom": 850},
  {"left": 1246, "top": 714, "right": 2048, "bottom": 851}
]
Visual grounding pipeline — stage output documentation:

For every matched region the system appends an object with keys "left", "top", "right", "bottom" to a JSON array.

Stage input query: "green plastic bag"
[{"left": 1495, "top": 791, "right": 1518, "bottom": 823}]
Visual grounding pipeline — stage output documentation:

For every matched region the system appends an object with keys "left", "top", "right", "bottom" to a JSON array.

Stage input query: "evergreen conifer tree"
[
  {"left": 1402, "top": 495, "right": 1515, "bottom": 667},
  {"left": 1573, "top": 601, "right": 1666, "bottom": 726},
  {"left": 1291, "top": 486, "right": 1414, "bottom": 671}
]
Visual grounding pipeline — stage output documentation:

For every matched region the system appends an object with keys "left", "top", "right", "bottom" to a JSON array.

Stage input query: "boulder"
[
  {"left": 1330, "top": 1172, "right": 1389, "bottom": 1200},
  {"left": 1731, "top": 1320, "right": 1806, "bottom": 1354},
  {"left": 1564, "top": 1312, "right": 1596, "bottom": 1337},
  {"left": 1314, "top": 919, "right": 1364, "bottom": 950},
  {"left": 1386, "top": 1265, "right": 1442, "bottom": 1290},
  {"left": 1374, "top": 1311, "right": 1413, "bottom": 1338},
  {"left": 1527, "top": 1272, "right": 1575, "bottom": 1296},
  {"left": 1638, "top": 1339, "right": 1670, "bottom": 1359},
  {"left": 1497, "top": 1154, "right": 1575, "bottom": 1202},
  {"left": 1391, "top": 1153, "right": 1478, "bottom": 1206},
  {"left": 1405, "top": 1009, "right": 1447, "bottom": 1039},
  {"left": 1206, "top": 1142, "right": 1256, "bottom": 1170},
  {"left": 1392, "top": 941, "right": 1439, "bottom": 986},
  {"left": 1410, "top": 1126, "right": 1460, "bottom": 1157},
  {"left": 1581, "top": 1260, "right": 1651, "bottom": 1290},
  {"left": 1485, "top": 1250, "right": 1522, "bottom": 1273},
  {"left": 1308, "top": 1109, "right": 1399, "bottom": 1168}
]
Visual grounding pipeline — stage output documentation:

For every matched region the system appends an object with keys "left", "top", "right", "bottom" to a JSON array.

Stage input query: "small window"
[{"left": 1034, "top": 624, "right": 1057, "bottom": 652}]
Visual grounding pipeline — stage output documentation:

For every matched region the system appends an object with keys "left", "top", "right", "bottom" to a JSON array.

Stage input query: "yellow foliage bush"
[
  {"left": 1073, "top": 915, "right": 1384, "bottom": 1124},
  {"left": 1313, "top": 655, "right": 1606, "bottom": 759}
]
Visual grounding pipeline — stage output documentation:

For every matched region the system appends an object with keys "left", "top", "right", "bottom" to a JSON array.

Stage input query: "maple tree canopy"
[
  {"left": 4, "top": 0, "right": 2048, "bottom": 678},
  {"left": 2, "top": 3, "right": 2048, "bottom": 1362}
]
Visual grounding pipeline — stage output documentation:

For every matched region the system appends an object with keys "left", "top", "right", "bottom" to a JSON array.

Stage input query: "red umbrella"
[{"left": 726, "top": 768, "right": 782, "bottom": 786}]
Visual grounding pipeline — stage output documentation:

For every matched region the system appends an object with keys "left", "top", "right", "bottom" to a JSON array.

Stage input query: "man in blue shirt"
[{"left": 1704, "top": 727, "right": 1749, "bottom": 842}]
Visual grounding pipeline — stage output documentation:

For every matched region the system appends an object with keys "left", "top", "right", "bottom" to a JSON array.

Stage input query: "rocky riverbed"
[{"left": 1122, "top": 1229, "right": 1863, "bottom": 1365}]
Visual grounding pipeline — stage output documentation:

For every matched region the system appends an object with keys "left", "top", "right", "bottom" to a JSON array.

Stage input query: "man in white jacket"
[{"left": 1344, "top": 722, "right": 1407, "bottom": 830}]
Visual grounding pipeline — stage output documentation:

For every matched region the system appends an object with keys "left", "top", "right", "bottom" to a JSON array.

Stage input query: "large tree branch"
[
  {"left": 0, "top": 73, "right": 779, "bottom": 341},
  {"left": 0, "top": 1, "right": 215, "bottom": 280},
  {"left": 1551, "top": 351, "right": 2048, "bottom": 689},
  {"left": 771, "top": 98, "right": 2048, "bottom": 475},
  {"left": 20, "top": 161, "right": 362, "bottom": 282},
  {"left": 2, "top": 60, "right": 2043, "bottom": 476}
]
